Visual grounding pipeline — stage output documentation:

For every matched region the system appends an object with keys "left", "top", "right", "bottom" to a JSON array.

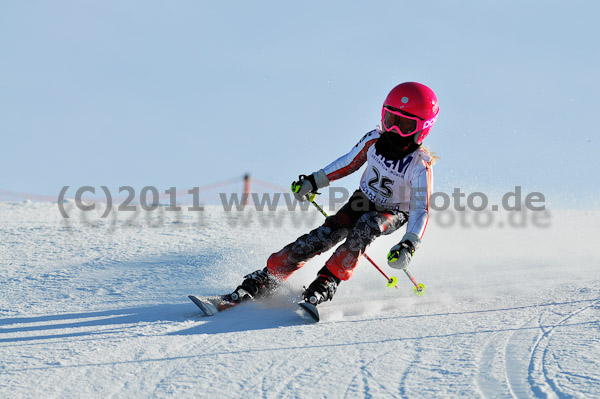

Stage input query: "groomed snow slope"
[{"left": 1, "top": 202, "right": 598, "bottom": 398}]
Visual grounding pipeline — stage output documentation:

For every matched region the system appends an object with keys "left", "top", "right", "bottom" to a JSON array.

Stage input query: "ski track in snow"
[
  {"left": 527, "top": 297, "right": 600, "bottom": 399},
  {"left": 1, "top": 202, "right": 599, "bottom": 398}
]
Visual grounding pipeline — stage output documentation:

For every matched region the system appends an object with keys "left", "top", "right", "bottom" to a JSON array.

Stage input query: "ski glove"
[
  {"left": 292, "top": 169, "right": 330, "bottom": 202},
  {"left": 387, "top": 232, "right": 421, "bottom": 270}
]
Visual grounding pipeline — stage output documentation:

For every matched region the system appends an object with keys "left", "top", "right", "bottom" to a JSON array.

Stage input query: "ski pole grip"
[
  {"left": 291, "top": 181, "right": 300, "bottom": 193},
  {"left": 387, "top": 250, "right": 400, "bottom": 263},
  {"left": 291, "top": 174, "right": 309, "bottom": 193}
]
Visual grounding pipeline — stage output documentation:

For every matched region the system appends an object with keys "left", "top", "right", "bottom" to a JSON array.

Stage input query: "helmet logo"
[
  {"left": 401, "top": 97, "right": 409, "bottom": 104},
  {"left": 423, "top": 115, "right": 438, "bottom": 129}
]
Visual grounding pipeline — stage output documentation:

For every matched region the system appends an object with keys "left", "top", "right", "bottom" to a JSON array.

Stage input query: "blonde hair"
[{"left": 420, "top": 146, "right": 440, "bottom": 166}]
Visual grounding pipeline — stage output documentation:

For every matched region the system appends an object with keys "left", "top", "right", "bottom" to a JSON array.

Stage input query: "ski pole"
[
  {"left": 291, "top": 182, "right": 424, "bottom": 294},
  {"left": 362, "top": 252, "right": 400, "bottom": 289},
  {"left": 401, "top": 266, "right": 425, "bottom": 294}
]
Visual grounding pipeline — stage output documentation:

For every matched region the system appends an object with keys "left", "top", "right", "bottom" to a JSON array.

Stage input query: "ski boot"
[
  {"left": 302, "top": 266, "right": 341, "bottom": 306},
  {"left": 229, "top": 267, "right": 279, "bottom": 303}
]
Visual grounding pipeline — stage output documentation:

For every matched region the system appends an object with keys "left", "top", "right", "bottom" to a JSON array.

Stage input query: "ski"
[
  {"left": 298, "top": 301, "right": 320, "bottom": 322},
  {"left": 189, "top": 293, "right": 321, "bottom": 322},
  {"left": 188, "top": 295, "right": 238, "bottom": 316}
]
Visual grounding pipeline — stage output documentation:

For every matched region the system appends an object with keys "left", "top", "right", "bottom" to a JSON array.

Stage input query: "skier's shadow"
[
  {"left": 0, "top": 303, "right": 194, "bottom": 343},
  {"left": 0, "top": 302, "right": 312, "bottom": 343}
]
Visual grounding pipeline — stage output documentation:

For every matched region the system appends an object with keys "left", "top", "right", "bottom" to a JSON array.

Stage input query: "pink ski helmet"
[{"left": 381, "top": 82, "right": 439, "bottom": 144}]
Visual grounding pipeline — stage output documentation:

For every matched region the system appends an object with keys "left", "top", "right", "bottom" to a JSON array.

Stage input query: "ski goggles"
[{"left": 381, "top": 106, "right": 438, "bottom": 137}]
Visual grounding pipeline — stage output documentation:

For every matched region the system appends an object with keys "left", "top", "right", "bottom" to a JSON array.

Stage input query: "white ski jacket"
[{"left": 322, "top": 128, "right": 433, "bottom": 238}]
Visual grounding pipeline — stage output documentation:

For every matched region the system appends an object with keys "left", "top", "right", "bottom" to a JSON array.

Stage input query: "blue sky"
[{"left": 1, "top": 1, "right": 598, "bottom": 208}]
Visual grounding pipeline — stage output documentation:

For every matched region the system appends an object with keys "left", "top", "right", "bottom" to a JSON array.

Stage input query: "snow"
[{"left": 1, "top": 202, "right": 599, "bottom": 398}]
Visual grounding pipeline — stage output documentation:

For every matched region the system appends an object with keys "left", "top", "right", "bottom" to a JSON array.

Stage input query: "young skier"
[{"left": 232, "top": 82, "right": 438, "bottom": 307}]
